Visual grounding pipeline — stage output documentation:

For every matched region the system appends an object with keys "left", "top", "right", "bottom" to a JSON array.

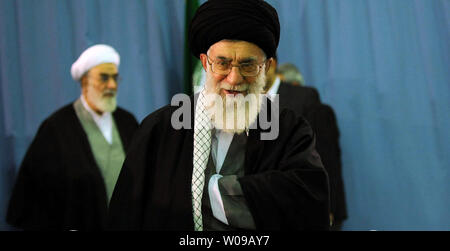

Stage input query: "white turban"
[{"left": 71, "top": 44, "right": 120, "bottom": 81}]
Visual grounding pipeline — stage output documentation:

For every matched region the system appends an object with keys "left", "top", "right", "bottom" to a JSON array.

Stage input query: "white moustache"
[
  {"left": 220, "top": 83, "right": 249, "bottom": 92},
  {"left": 103, "top": 90, "right": 116, "bottom": 97}
]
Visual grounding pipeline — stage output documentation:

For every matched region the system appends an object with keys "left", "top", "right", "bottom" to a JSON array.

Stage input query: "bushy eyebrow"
[
  {"left": 99, "top": 73, "right": 119, "bottom": 76},
  {"left": 215, "top": 56, "right": 232, "bottom": 62},
  {"left": 214, "top": 56, "right": 258, "bottom": 64},
  {"left": 238, "top": 57, "right": 257, "bottom": 64}
]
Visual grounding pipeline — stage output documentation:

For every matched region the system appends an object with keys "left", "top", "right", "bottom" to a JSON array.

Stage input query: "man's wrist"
[{"left": 208, "top": 174, "right": 229, "bottom": 225}]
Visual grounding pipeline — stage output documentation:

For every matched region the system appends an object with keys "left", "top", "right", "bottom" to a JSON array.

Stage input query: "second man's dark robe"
[
  {"left": 277, "top": 83, "right": 348, "bottom": 226},
  {"left": 6, "top": 103, "right": 138, "bottom": 231}
]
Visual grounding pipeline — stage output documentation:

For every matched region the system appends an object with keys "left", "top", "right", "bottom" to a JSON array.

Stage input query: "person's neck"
[
  {"left": 264, "top": 74, "right": 278, "bottom": 93},
  {"left": 82, "top": 94, "right": 104, "bottom": 116}
]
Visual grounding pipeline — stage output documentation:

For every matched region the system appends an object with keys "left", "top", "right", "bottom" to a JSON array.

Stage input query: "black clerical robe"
[
  {"left": 304, "top": 104, "right": 347, "bottom": 226},
  {"left": 108, "top": 96, "right": 330, "bottom": 230},
  {"left": 277, "top": 83, "right": 321, "bottom": 117},
  {"left": 6, "top": 103, "right": 138, "bottom": 231},
  {"left": 277, "top": 83, "right": 347, "bottom": 225}
]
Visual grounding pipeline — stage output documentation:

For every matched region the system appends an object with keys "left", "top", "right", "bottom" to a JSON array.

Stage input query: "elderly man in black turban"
[{"left": 108, "top": 0, "right": 330, "bottom": 230}]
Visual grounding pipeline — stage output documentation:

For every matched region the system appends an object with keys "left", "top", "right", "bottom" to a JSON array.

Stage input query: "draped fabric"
[
  {"left": 267, "top": 0, "right": 449, "bottom": 230},
  {"left": 0, "top": 0, "right": 448, "bottom": 230},
  {"left": 0, "top": 0, "right": 185, "bottom": 230}
]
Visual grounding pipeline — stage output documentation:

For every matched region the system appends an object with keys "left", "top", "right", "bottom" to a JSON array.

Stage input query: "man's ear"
[
  {"left": 265, "top": 58, "right": 275, "bottom": 73},
  {"left": 80, "top": 75, "right": 87, "bottom": 88},
  {"left": 200, "top": 53, "right": 208, "bottom": 71},
  {"left": 80, "top": 73, "right": 90, "bottom": 96}
]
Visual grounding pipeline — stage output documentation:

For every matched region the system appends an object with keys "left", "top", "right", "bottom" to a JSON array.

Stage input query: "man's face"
[
  {"left": 82, "top": 63, "right": 118, "bottom": 114},
  {"left": 199, "top": 40, "right": 271, "bottom": 133},
  {"left": 200, "top": 40, "right": 269, "bottom": 98}
]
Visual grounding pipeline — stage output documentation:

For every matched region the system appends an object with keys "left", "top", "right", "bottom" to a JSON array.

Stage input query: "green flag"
[{"left": 183, "top": 0, "right": 200, "bottom": 95}]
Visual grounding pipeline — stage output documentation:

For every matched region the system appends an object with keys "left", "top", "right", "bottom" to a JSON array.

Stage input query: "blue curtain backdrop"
[{"left": 0, "top": 0, "right": 448, "bottom": 230}]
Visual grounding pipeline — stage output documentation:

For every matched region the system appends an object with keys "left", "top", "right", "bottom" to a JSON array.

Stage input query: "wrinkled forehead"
[{"left": 207, "top": 40, "right": 266, "bottom": 62}]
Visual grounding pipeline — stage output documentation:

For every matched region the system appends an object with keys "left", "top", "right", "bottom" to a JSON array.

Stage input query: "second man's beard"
[
  {"left": 204, "top": 71, "right": 266, "bottom": 134},
  {"left": 86, "top": 84, "right": 117, "bottom": 113}
]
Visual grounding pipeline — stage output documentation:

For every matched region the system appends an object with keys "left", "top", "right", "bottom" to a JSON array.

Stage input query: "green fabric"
[
  {"left": 183, "top": 0, "right": 200, "bottom": 95},
  {"left": 73, "top": 99, "right": 125, "bottom": 204}
]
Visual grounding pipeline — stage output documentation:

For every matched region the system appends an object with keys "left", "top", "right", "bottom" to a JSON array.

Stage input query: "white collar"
[
  {"left": 80, "top": 95, "right": 113, "bottom": 144},
  {"left": 213, "top": 129, "right": 234, "bottom": 173}
]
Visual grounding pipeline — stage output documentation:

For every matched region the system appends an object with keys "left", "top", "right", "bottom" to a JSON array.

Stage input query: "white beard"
[
  {"left": 86, "top": 84, "right": 117, "bottom": 113},
  {"left": 204, "top": 69, "right": 266, "bottom": 134}
]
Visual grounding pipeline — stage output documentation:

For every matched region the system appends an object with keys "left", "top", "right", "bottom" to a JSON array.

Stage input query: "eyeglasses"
[
  {"left": 89, "top": 73, "right": 121, "bottom": 84},
  {"left": 206, "top": 55, "right": 267, "bottom": 77}
]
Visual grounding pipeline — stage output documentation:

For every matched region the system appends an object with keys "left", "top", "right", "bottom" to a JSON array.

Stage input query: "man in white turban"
[{"left": 7, "top": 44, "right": 139, "bottom": 231}]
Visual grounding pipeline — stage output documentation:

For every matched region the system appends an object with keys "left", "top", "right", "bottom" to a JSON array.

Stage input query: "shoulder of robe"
[
  {"left": 132, "top": 104, "right": 181, "bottom": 139},
  {"left": 43, "top": 103, "right": 76, "bottom": 125},
  {"left": 278, "top": 107, "right": 314, "bottom": 138},
  {"left": 297, "top": 86, "right": 321, "bottom": 103},
  {"left": 114, "top": 106, "right": 139, "bottom": 125},
  {"left": 31, "top": 103, "right": 76, "bottom": 135}
]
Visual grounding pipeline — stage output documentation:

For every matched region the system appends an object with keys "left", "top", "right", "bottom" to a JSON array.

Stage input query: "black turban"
[{"left": 189, "top": 0, "right": 280, "bottom": 59}]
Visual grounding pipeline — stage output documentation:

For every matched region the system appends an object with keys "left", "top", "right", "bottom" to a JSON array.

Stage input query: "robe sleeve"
[
  {"left": 6, "top": 119, "right": 65, "bottom": 230},
  {"left": 218, "top": 175, "right": 256, "bottom": 229},
  {"left": 305, "top": 103, "right": 347, "bottom": 225},
  {"left": 238, "top": 111, "right": 330, "bottom": 230}
]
